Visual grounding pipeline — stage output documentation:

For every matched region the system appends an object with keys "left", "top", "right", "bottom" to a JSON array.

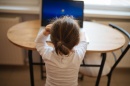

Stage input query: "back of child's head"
[{"left": 50, "top": 16, "right": 80, "bottom": 55}]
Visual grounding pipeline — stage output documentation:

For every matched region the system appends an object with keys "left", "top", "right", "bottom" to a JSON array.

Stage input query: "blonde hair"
[{"left": 50, "top": 16, "right": 80, "bottom": 55}]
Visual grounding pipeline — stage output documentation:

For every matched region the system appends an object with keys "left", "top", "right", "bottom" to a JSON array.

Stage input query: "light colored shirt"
[{"left": 35, "top": 30, "right": 87, "bottom": 86}]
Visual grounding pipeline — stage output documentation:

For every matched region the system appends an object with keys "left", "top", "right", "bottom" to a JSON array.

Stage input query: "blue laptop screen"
[{"left": 41, "top": 1, "right": 84, "bottom": 28}]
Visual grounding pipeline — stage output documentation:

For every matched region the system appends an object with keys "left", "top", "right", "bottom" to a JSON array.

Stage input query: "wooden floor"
[{"left": 0, "top": 65, "right": 130, "bottom": 86}]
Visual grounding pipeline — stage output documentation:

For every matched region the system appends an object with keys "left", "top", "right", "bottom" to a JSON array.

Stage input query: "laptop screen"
[{"left": 41, "top": 0, "right": 84, "bottom": 28}]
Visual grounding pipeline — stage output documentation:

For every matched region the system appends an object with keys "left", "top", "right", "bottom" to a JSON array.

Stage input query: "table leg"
[
  {"left": 95, "top": 53, "right": 106, "bottom": 86},
  {"left": 28, "top": 50, "right": 34, "bottom": 86},
  {"left": 40, "top": 56, "right": 44, "bottom": 79}
]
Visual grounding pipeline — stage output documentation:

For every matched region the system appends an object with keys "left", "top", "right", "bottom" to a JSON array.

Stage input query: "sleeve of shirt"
[
  {"left": 35, "top": 29, "right": 53, "bottom": 59},
  {"left": 74, "top": 29, "right": 88, "bottom": 63},
  {"left": 74, "top": 41, "right": 88, "bottom": 63}
]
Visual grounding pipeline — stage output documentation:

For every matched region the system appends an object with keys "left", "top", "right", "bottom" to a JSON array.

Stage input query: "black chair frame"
[{"left": 106, "top": 24, "right": 130, "bottom": 86}]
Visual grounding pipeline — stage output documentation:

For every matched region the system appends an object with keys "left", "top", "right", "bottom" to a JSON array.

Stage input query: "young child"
[{"left": 35, "top": 16, "right": 87, "bottom": 86}]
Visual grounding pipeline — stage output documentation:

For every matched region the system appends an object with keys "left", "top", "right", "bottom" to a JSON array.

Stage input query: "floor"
[{"left": 0, "top": 65, "right": 130, "bottom": 86}]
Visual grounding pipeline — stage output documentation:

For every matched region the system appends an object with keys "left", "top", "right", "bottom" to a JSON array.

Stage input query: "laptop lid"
[{"left": 41, "top": 0, "right": 84, "bottom": 28}]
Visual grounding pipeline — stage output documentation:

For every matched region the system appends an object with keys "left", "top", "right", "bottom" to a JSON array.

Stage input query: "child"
[{"left": 35, "top": 16, "right": 87, "bottom": 86}]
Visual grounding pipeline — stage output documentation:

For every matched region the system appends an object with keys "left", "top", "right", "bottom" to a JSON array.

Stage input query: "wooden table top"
[{"left": 7, "top": 20, "right": 125, "bottom": 52}]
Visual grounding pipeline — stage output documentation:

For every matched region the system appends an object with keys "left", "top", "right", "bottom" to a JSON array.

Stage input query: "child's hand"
[{"left": 43, "top": 24, "right": 52, "bottom": 36}]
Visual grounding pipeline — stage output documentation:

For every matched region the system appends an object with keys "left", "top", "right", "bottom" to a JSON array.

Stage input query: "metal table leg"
[
  {"left": 40, "top": 56, "right": 44, "bottom": 79},
  {"left": 28, "top": 50, "right": 34, "bottom": 86},
  {"left": 95, "top": 53, "right": 106, "bottom": 86}
]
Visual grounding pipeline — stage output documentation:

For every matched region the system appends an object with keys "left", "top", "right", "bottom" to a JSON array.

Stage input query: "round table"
[{"left": 7, "top": 20, "right": 125, "bottom": 52}]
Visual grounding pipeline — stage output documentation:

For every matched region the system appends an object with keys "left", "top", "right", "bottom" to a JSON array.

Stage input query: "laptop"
[
  {"left": 41, "top": 0, "right": 84, "bottom": 28},
  {"left": 39, "top": 0, "right": 89, "bottom": 43}
]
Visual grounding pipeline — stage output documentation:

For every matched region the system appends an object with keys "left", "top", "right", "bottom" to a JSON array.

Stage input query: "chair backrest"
[{"left": 109, "top": 23, "right": 130, "bottom": 73}]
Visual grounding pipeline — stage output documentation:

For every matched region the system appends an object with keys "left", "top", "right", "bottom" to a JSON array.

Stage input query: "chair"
[{"left": 79, "top": 23, "right": 130, "bottom": 86}]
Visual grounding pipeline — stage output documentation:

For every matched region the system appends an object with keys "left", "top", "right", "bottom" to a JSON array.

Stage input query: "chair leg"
[
  {"left": 40, "top": 56, "right": 44, "bottom": 79},
  {"left": 107, "top": 73, "right": 112, "bottom": 86}
]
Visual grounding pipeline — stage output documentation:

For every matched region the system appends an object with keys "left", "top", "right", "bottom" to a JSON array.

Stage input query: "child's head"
[{"left": 50, "top": 16, "right": 80, "bottom": 55}]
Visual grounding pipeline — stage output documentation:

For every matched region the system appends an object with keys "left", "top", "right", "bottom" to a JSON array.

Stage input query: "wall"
[{"left": 0, "top": 12, "right": 40, "bottom": 65}]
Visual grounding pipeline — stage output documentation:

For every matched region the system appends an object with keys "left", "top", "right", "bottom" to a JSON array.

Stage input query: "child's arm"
[
  {"left": 35, "top": 24, "right": 52, "bottom": 56},
  {"left": 74, "top": 30, "right": 88, "bottom": 63},
  {"left": 35, "top": 24, "right": 52, "bottom": 43},
  {"left": 80, "top": 29, "right": 87, "bottom": 42}
]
